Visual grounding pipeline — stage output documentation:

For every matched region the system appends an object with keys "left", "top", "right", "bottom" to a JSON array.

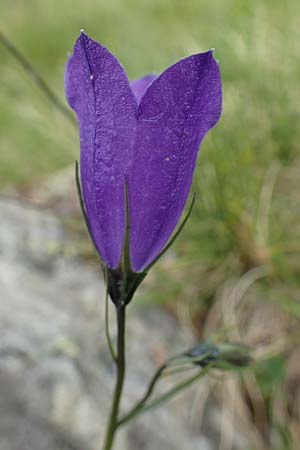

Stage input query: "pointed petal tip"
[
  {"left": 195, "top": 48, "right": 220, "bottom": 68},
  {"left": 68, "top": 32, "right": 91, "bottom": 62},
  {"left": 198, "top": 48, "right": 217, "bottom": 60},
  {"left": 208, "top": 48, "right": 221, "bottom": 66},
  {"left": 79, "top": 30, "right": 89, "bottom": 43},
  {"left": 208, "top": 48, "right": 220, "bottom": 63},
  {"left": 78, "top": 29, "right": 87, "bottom": 42},
  {"left": 205, "top": 48, "right": 216, "bottom": 59},
  {"left": 77, "top": 30, "right": 93, "bottom": 48}
]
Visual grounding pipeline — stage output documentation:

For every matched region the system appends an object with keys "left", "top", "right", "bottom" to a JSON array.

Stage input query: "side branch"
[{"left": 118, "top": 366, "right": 210, "bottom": 426}]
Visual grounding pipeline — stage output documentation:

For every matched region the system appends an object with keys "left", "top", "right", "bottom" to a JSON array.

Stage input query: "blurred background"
[{"left": 1, "top": 1, "right": 300, "bottom": 449}]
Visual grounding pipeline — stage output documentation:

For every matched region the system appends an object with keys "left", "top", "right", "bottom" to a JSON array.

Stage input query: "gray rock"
[{"left": 0, "top": 197, "right": 234, "bottom": 450}]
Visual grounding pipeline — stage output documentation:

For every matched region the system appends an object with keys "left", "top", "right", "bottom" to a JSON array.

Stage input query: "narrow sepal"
[
  {"left": 106, "top": 178, "right": 147, "bottom": 306},
  {"left": 145, "top": 193, "right": 196, "bottom": 272},
  {"left": 75, "top": 160, "right": 103, "bottom": 264}
]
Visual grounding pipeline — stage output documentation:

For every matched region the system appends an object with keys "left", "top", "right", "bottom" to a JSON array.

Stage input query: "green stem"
[
  {"left": 102, "top": 305, "right": 126, "bottom": 450},
  {"left": 0, "top": 30, "right": 77, "bottom": 127},
  {"left": 105, "top": 268, "right": 116, "bottom": 363},
  {"left": 116, "top": 351, "right": 213, "bottom": 427},
  {"left": 119, "top": 362, "right": 167, "bottom": 423},
  {"left": 118, "top": 366, "right": 210, "bottom": 427}
]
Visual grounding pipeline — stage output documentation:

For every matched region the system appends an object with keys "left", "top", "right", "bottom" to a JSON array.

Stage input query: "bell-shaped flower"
[{"left": 65, "top": 32, "right": 222, "bottom": 304}]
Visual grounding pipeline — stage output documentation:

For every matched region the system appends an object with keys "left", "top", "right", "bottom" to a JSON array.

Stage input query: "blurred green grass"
[
  {"left": 1, "top": 1, "right": 300, "bottom": 448},
  {"left": 1, "top": 0, "right": 300, "bottom": 185},
  {"left": 1, "top": 0, "right": 299, "bottom": 271}
]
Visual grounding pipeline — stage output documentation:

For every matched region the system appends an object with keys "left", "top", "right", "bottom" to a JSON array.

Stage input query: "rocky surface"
[{"left": 0, "top": 195, "right": 252, "bottom": 450}]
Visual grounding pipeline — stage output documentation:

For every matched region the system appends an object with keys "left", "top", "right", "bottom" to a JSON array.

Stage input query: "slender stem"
[
  {"left": 105, "top": 268, "right": 116, "bottom": 363},
  {"left": 118, "top": 362, "right": 167, "bottom": 423},
  {"left": 0, "top": 30, "right": 77, "bottom": 127},
  {"left": 118, "top": 366, "right": 210, "bottom": 427},
  {"left": 102, "top": 305, "right": 126, "bottom": 450},
  {"left": 117, "top": 351, "right": 213, "bottom": 427}
]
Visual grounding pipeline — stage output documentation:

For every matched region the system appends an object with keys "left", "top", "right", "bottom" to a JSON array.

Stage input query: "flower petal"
[
  {"left": 128, "top": 51, "right": 222, "bottom": 271},
  {"left": 130, "top": 74, "right": 157, "bottom": 105},
  {"left": 65, "top": 32, "right": 137, "bottom": 268}
]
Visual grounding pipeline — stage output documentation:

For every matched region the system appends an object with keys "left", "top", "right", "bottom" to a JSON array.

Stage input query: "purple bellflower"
[{"left": 65, "top": 32, "right": 222, "bottom": 304}]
